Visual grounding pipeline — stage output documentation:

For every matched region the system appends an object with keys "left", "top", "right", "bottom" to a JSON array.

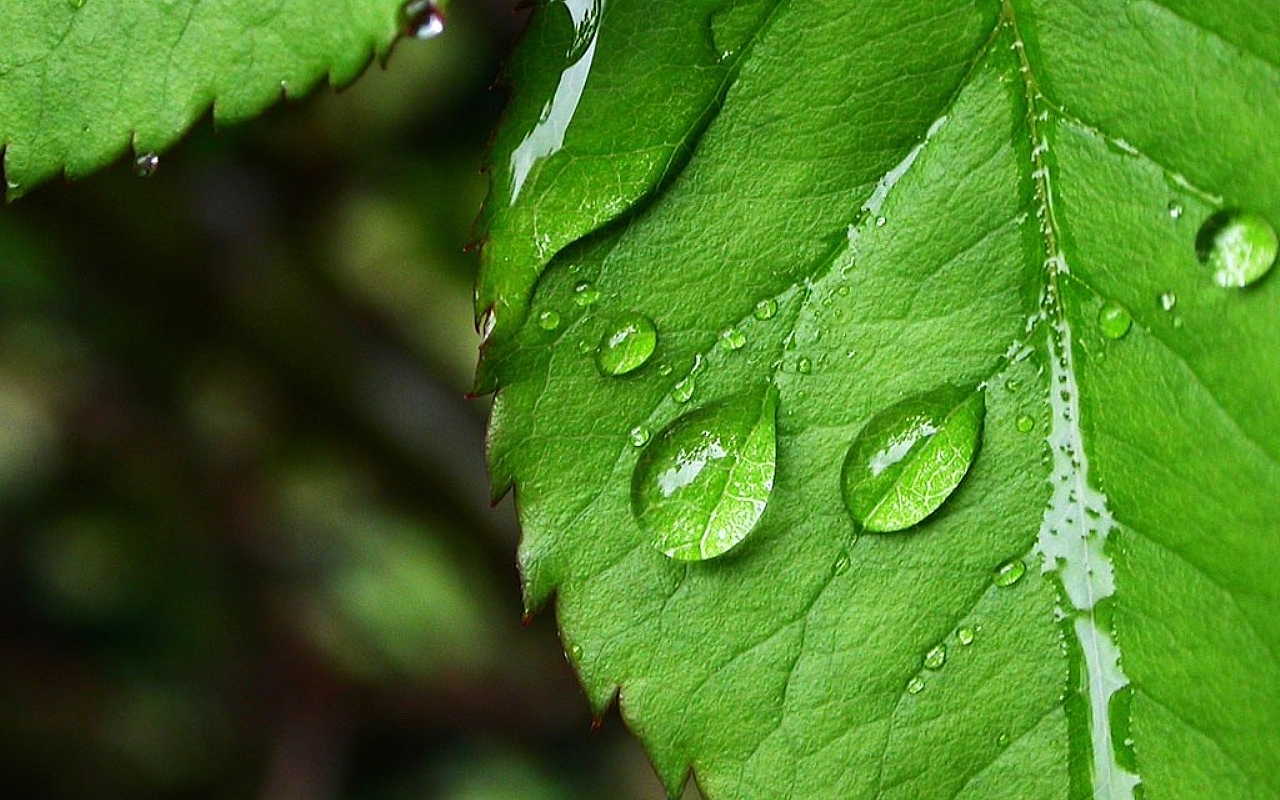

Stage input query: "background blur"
[{"left": 0, "top": 3, "right": 699, "bottom": 798}]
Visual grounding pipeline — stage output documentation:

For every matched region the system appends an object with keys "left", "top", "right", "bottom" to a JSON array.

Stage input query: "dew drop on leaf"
[
  {"left": 538, "top": 310, "right": 561, "bottom": 331},
  {"left": 1195, "top": 209, "right": 1278, "bottom": 288},
  {"left": 923, "top": 643, "right": 947, "bottom": 670},
  {"left": 906, "top": 676, "right": 925, "bottom": 695},
  {"left": 68, "top": 0, "right": 86, "bottom": 9},
  {"left": 401, "top": 0, "right": 446, "bottom": 39},
  {"left": 718, "top": 326, "right": 746, "bottom": 351},
  {"left": 629, "top": 425, "right": 651, "bottom": 448},
  {"left": 1167, "top": 201, "right": 1183, "bottom": 220},
  {"left": 957, "top": 625, "right": 976, "bottom": 646},
  {"left": 833, "top": 550, "right": 850, "bottom": 575},
  {"left": 1159, "top": 291, "right": 1177, "bottom": 312},
  {"left": 840, "top": 384, "right": 985, "bottom": 533},
  {"left": 573, "top": 280, "right": 601, "bottom": 307},
  {"left": 631, "top": 387, "right": 778, "bottom": 561},
  {"left": 671, "top": 375, "right": 696, "bottom": 404},
  {"left": 132, "top": 153, "right": 159, "bottom": 177},
  {"left": 993, "top": 557, "right": 1027, "bottom": 587},
  {"left": 753, "top": 298, "right": 777, "bottom": 320},
  {"left": 997, "top": 733, "right": 1011, "bottom": 748},
  {"left": 595, "top": 313, "right": 657, "bottom": 376},
  {"left": 1016, "top": 414, "right": 1035, "bottom": 434},
  {"left": 796, "top": 357, "right": 812, "bottom": 375},
  {"left": 1097, "top": 301, "right": 1132, "bottom": 340}
]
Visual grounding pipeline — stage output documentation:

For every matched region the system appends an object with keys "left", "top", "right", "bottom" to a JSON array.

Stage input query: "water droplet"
[
  {"left": 997, "top": 732, "right": 1011, "bottom": 748},
  {"left": 875, "top": 216, "right": 887, "bottom": 227},
  {"left": 993, "top": 557, "right": 1026, "bottom": 587},
  {"left": 841, "top": 384, "right": 985, "bottom": 533},
  {"left": 796, "top": 357, "right": 812, "bottom": 375},
  {"left": 923, "top": 643, "right": 947, "bottom": 670},
  {"left": 132, "top": 152, "right": 159, "bottom": 177},
  {"left": 718, "top": 326, "right": 747, "bottom": 351},
  {"left": 753, "top": 298, "right": 777, "bottom": 320},
  {"left": 402, "top": 0, "right": 446, "bottom": 39},
  {"left": 538, "top": 310, "right": 561, "bottom": 331},
  {"left": 836, "top": 284, "right": 850, "bottom": 297},
  {"left": 68, "top": 0, "right": 86, "bottom": 8},
  {"left": 595, "top": 313, "right": 657, "bottom": 376},
  {"left": 1016, "top": 414, "right": 1035, "bottom": 434},
  {"left": 631, "top": 387, "right": 778, "bottom": 561},
  {"left": 671, "top": 376, "right": 695, "bottom": 404},
  {"left": 1167, "top": 201, "right": 1183, "bottom": 220},
  {"left": 1005, "top": 378, "right": 1021, "bottom": 393},
  {"left": 1195, "top": 209, "right": 1278, "bottom": 288},
  {"left": 629, "top": 425, "right": 651, "bottom": 448},
  {"left": 1097, "top": 301, "right": 1132, "bottom": 340},
  {"left": 906, "top": 676, "right": 925, "bottom": 695},
  {"left": 572, "top": 280, "right": 602, "bottom": 306},
  {"left": 479, "top": 307, "right": 496, "bottom": 343},
  {"left": 569, "top": 643, "right": 582, "bottom": 661},
  {"left": 957, "top": 625, "right": 976, "bottom": 646},
  {"left": 1158, "top": 291, "right": 1177, "bottom": 312},
  {"left": 833, "top": 550, "right": 851, "bottom": 575}
]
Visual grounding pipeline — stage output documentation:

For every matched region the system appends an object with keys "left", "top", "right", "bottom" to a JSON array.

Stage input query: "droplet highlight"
[
  {"left": 993, "top": 557, "right": 1026, "bottom": 587},
  {"left": 595, "top": 313, "right": 657, "bottom": 376},
  {"left": 1097, "top": 301, "right": 1132, "bottom": 340},
  {"left": 1158, "top": 292, "right": 1177, "bottom": 312},
  {"left": 631, "top": 387, "right": 778, "bottom": 561},
  {"left": 402, "top": 0, "right": 446, "bottom": 39},
  {"left": 132, "top": 152, "right": 159, "bottom": 177},
  {"left": 537, "top": 310, "right": 561, "bottom": 331},
  {"left": 841, "top": 384, "right": 986, "bottom": 533},
  {"left": 572, "top": 280, "right": 601, "bottom": 307},
  {"left": 1195, "top": 209, "right": 1278, "bottom": 288}
]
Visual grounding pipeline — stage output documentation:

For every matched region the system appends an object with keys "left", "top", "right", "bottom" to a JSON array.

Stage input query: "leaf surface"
[
  {"left": 481, "top": 1, "right": 1280, "bottom": 798},
  {"left": 0, "top": 0, "right": 414, "bottom": 197}
]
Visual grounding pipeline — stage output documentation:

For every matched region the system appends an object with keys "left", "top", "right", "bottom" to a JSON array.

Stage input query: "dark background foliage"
[{"left": 0, "top": 4, "right": 695, "bottom": 797}]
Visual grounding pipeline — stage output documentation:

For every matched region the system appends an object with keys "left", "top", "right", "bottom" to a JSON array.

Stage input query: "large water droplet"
[
  {"left": 1097, "top": 301, "right": 1132, "bottom": 340},
  {"left": 1195, "top": 209, "right": 1278, "bottom": 288},
  {"left": 402, "top": 0, "right": 446, "bottom": 39},
  {"left": 718, "top": 326, "right": 746, "bottom": 351},
  {"left": 595, "top": 313, "right": 657, "bottom": 376},
  {"left": 923, "top": 643, "right": 947, "bottom": 670},
  {"left": 537, "top": 310, "right": 561, "bottom": 331},
  {"left": 631, "top": 387, "right": 778, "bottom": 561},
  {"left": 906, "top": 676, "right": 925, "bottom": 695},
  {"left": 753, "top": 298, "right": 777, "bottom": 320},
  {"left": 957, "top": 625, "right": 976, "bottom": 646},
  {"left": 133, "top": 152, "right": 159, "bottom": 177},
  {"left": 629, "top": 425, "right": 651, "bottom": 448},
  {"left": 840, "top": 384, "right": 985, "bottom": 533},
  {"left": 993, "top": 557, "right": 1026, "bottom": 587}
]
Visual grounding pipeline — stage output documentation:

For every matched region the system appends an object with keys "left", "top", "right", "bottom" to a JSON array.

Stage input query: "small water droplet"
[
  {"left": 1167, "top": 201, "right": 1183, "bottom": 220},
  {"left": 657, "top": 363, "right": 674, "bottom": 377},
  {"left": 1005, "top": 378, "right": 1021, "bottom": 393},
  {"left": 833, "top": 551, "right": 850, "bottom": 575},
  {"left": 1159, "top": 291, "right": 1177, "bottom": 312},
  {"left": 875, "top": 216, "right": 887, "bottom": 227},
  {"left": 957, "top": 626, "right": 976, "bottom": 646},
  {"left": 906, "top": 676, "right": 925, "bottom": 695},
  {"left": 997, "top": 732, "right": 1011, "bottom": 748},
  {"left": 836, "top": 284, "right": 850, "bottom": 297},
  {"left": 572, "top": 280, "right": 601, "bottom": 307},
  {"left": 631, "top": 387, "right": 778, "bottom": 561},
  {"left": 1195, "top": 209, "right": 1278, "bottom": 288},
  {"left": 629, "top": 425, "right": 651, "bottom": 448},
  {"left": 671, "top": 376, "right": 696, "bottom": 404},
  {"left": 402, "top": 0, "right": 446, "bottom": 39},
  {"left": 132, "top": 152, "right": 159, "bottom": 177},
  {"left": 753, "top": 298, "right": 777, "bottom": 320},
  {"left": 923, "top": 643, "right": 947, "bottom": 670},
  {"left": 1097, "top": 301, "right": 1132, "bottom": 340},
  {"left": 841, "top": 384, "right": 985, "bottom": 533},
  {"left": 993, "top": 557, "right": 1026, "bottom": 587},
  {"left": 718, "top": 326, "right": 747, "bottom": 351},
  {"left": 796, "top": 357, "right": 812, "bottom": 375},
  {"left": 1016, "top": 414, "right": 1035, "bottom": 434},
  {"left": 68, "top": 0, "right": 86, "bottom": 8},
  {"left": 479, "top": 307, "right": 496, "bottom": 343},
  {"left": 569, "top": 643, "right": 582, "bottom": 661},
  {"left": 538, "top": 310, "right": 561, "bottom": 331},
  {"left": 595, "top": 313, "right": 657, "bottom": 376}
]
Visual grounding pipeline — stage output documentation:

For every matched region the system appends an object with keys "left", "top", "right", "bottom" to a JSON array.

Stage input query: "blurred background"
[{"left": 0, "top": 3, "right": 699, "bottom": 798}]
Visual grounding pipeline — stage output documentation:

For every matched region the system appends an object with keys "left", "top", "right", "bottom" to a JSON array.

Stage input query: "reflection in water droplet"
[
  {"left": 1016, "top": 415, "right": 1035, "bottom": 434},
  {"left": 401, "top": 0, "right": 445, "bottom": 39},
  {"left": 1195, "top": 209, "right": 1278, "bottom": 288},
  {"left": 993, "top": 557, "right": 1026, "bottom": 587},
  {"left": 923, "top": 643, "right": 947, "bottom": 670},
  {"left": 671, "top": 376, "right": 696, "bottom": 404},
  {"left": 538, "top": 310, "right": 561, "bottom": 331},
  {"left": 595, "top": 313, "right": 657, "bottom": 376},
  {"left": 957, "top": 626, "right": 976, "bottom": 646},
  {"left": 906, "top": 676, "right": 925, "bottom": 695},
  {"left": 841, "top": 385, "right": 985, "bottom": 533},
  {"left": 573, "top": 280, "right": 601, "bottom": 306},
  {"left": 719, "top": 326, "right": 747, "bottom": 351},
  {"left": 133, "top": 152, "right": 159, "bottom": 177},
  {"left": 1158, "top": 292, "right": 1177, "bottom": 312},
  {"left": 753, "top": 298, "right": 778, "bottom": 320},
  {"left": 631, "top": 387, "right": 778, "bottom": 561},
  {"left": 1098, "top": 301, "right": 1132, "bottom": 340},
  {"left": 629, "top": 425, "right": 651, "bottom": 448}
]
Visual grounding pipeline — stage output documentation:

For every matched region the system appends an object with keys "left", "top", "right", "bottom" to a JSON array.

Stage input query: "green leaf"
[
  {"left": 482, "top": 1, "right": 1280, "bottom": 799},
  {"left": 0, "top": 0, "right": 417, "bottom": 197}
]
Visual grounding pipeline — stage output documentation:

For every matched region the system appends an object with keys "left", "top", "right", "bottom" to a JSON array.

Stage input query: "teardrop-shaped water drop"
[
  {"left": 906, "top": 676, "right": 925, "bottom": 695},
  {"left": 957, "top": 625, "right": 976, "bottom": 646},
  {"left": 629, "top": 425, "right": 651, "bottom": 448},
  {"left": 993, "top": 557, "right": 1026, "bottom": 587},
  {"left": 923, "top": 643, "right": 947, "bottom": 670},
  {"left": 595, "top": 313, "right": 657, "bottom": 376},
  {"left": 631, "top": 387, "right": 778, "bottom": 561},
  {"left": 753, "top": 298, "right": 777, "bottom": 320},
  {"left": 1098, "top": 301, "right": 1132, "bottom": 340},
  {"left": 840, "top": 384, "right": 985, "bottom": 533},
  {"left": 133, "top": 152, "right": 159, "bottom": 177},
  {"left": 1195, "top": 209, "right": 1278, "bottom": 288},
  {"left": 402, "top": 0, "right": 445, "bottom": 39},
  {"left": 718, "top": 326, "right": 746, "bottom": 351}
]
